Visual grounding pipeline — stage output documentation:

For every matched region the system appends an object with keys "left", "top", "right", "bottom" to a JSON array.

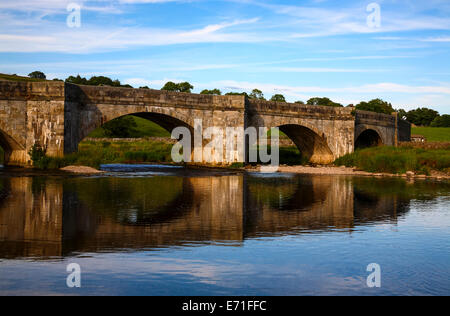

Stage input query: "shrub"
[{"left": 28, "top": 144, "right": 50, "bottom": 169}]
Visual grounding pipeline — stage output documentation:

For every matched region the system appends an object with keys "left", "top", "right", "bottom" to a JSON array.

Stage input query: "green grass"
[
  {"left": 248, "top": 145, "right": 308, "bottom": 166},
  {"left": 88, "top": 116, "right": 170, "bottom": 138},
  {"left": 28, "top": 140, "right": 309, "bottom": 170},
  {"left": 0, "top": 73, "right": 47, "bottom": 82},
  {"left": 412, "top": 127, "right": 450, "bottom": 142},
  {"left": 278, "top": 147, "right": 309, "bottom": 165},
  {"left": 335, "top": 146, "right": 450, "bottom": 175},
  {"left": 35, "top": 140, "right": 175, "bottom": 169}
]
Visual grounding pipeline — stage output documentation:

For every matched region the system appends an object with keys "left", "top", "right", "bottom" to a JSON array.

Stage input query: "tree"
[
  {"left": 28, "top": 71, "right": 46, "bottom": 79},
  {"left": 295, "top": 100, "right": 305, "bottom": 104},
  {"left": 406, "top": 108, "right": 439, "bottom": 126},
  {"left": 140, "top": 86, "right": 150, "bottom": 89},
  {"left": 161, "top": 81, "right": 178, "bottom": 91},
  {"left": 249, "top": 89, "right": 265, "bottom": 100},
  {"left": 87, "top": 76, "right": 119, "bottom": 87},
  {"left": 200, "top": 89, "right": 222, "bottom": 95},
  {"left": 225, "top": 92, "right": 249, "bottom": 97},
  {"left": 161, "top": 81, "right": 194, "bottom": 93},
  {"left": 270, "top": 94, "right": 286, "bottom": 102},
  {"left": 355, "top": 99, "right": 395, "bottom": 115},
  {"left": 65, "top": 75, "right": 131, "bottom": 87},
  {"left": 177, "top": 82, "right": 194, "bottom": 93},
  {"left": 431, "top": 115, "right": 450, "bottom": 127},
  {"left": 102, "top": 116, "right": 138, "bottom": 138},
  {"left": 307, "top": 97, "right": 343, "bottom": 107},
  {"left": 397, "top": 109, "right": 408, "bottom": 120},
  {"left": 66, "top": 75, "right": 88, "bottom": 85}
]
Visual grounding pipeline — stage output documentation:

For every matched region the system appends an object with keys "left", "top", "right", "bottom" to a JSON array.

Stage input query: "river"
[{"left": 0, "top": 165, "right": 449, "bottom": 295}]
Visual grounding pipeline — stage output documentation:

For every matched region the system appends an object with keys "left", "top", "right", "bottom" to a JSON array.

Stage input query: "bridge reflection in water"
[{"left": 0, "top": 173, "right": 417, "bottom": 259}]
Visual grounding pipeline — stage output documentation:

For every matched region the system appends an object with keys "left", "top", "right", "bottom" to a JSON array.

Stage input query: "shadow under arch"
[
  {"left": 0, "top": 128, "right": 24, "bottom": 165},
  {"left": 355, "top": 129, "right": 383, "bottom": 149},
  {"left": 278, "top": 124, "right": 334, "bottom": 164}
]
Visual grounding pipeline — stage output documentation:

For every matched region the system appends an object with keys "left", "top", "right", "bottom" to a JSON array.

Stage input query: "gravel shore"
[{"left": 60, "top": 166, "right": 105, "bottom": 174}]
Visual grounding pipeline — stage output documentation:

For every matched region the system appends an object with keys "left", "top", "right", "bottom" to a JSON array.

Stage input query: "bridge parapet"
[
  {"left": 66, "top": 84, "right": 245, "bottom": 111},
  {"left": 247, "top": 99, "right": 354, "bottom": 120},
  {"left": 355, "top": 110, "right": 396, "bottom": 127},
  {"left": 0, "top": 80, "right": 65, "bottom": 101}
]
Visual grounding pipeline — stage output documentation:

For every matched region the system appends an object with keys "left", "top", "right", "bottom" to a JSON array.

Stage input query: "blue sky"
[{"left": 1, "top": 0, "right": 449, "bottom": 113}]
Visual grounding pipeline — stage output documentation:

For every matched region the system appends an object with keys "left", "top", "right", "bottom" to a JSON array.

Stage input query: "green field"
[
  {"left": 412, "top": 127, "right": 450, "bottom": 142},
  {"left": 88, "top": 116, "right": 170, "bottom": 138}
]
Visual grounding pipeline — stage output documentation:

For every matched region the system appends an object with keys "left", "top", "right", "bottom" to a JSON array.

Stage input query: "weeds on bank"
[
  {"left": 29, "top": 140, "right": 174, "bottom": 169},
  {"left": 335, "top": 146, "right": 450, "bottom": 175},
  {"left": 29, "top": 140, "right": 309, "bottom": 170}
]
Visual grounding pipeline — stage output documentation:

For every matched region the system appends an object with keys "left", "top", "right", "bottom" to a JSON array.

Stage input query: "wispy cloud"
[
  {"left": 0, "top": 17, "right": 264, "bottom": 53},
  {"left": 215, "top": 80, "right": 450, "bottom": 95},
  {"left": 420, "top": 37, "right": 450, "bottom": 42},
  {"left": 258, "top": 2, "right": 450, "bottom": 38}
]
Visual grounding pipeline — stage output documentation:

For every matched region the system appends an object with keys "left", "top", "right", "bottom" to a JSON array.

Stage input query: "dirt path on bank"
[
  {"left": 271, "top": 165, "right": 450, "bottom": 180},
  {"left": 60, "top": 166, "right": 105, "bottom": 174}
]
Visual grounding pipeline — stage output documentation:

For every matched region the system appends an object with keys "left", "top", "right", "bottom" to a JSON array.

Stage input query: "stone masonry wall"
[
  {"left": 0, "top": 80, "right": 407, "bottom": 166},
  {"left": 0, "top": 81, "right": 65, "bottom": 165}
]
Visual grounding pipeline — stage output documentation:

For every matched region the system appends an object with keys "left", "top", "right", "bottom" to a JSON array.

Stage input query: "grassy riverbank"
[
  {"left": 31, "top": 139, "right": 305, "bottom": 170},
  {"left": 335, "top": 146, "right": 450, "bottom": 175},
  {"left": 37, "top": 139, "right": 175, "bottom": 169}
]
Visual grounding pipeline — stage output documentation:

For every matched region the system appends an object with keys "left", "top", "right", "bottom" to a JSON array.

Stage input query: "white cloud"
[
  {"left": 0, "top": 0, "right": 123, "bottom": 14},
  {"left": 0, "top": 17, "right": 263, "bottom": 53},
  {"left": 420, "top": 37, "right": 450, "bottom": 42},
  {"left": 274, "top": 67, "right": 386, "bottom": 73},
  {"left": 259, "top": 2, "right": 450, "bottom": 38}
]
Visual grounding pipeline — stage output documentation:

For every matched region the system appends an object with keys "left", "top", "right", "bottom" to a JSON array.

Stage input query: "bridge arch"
[
  {"left": 69, "top": 106, "right": 196, "bottom": 155},
  {"left": 0, "top": 128, "right": 25, "bottom": 165},
  {"left": 355, "top": 128, "right": 383, "bottom": 149},
  {"left": 79, "top": 108, "right": 194, "bottom": 144},
  {"left": 278, "top": 124, "right": 334, "bottom": 164}
]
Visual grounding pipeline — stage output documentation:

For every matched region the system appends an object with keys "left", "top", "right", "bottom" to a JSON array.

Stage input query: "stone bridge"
[{"left": 0, "top": 80, "right": 411, "bottom": 166}]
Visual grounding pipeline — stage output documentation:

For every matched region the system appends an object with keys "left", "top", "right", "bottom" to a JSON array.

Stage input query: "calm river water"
[{"left": 0, "top": 165, "right": 449, "bottom": 296}]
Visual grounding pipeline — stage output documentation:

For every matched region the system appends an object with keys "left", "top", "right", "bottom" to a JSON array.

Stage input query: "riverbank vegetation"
[
  {"left": 334, "top": 146, "right": 450, "bottom": 175},
  {"left": 29, "top": 139, "right": 305, "bottom": 170},
  {"left": 29, "top": 140, "right": 175, "bottom": 169}
]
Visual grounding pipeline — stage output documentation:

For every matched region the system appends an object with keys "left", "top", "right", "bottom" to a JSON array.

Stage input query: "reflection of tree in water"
[
  {"left": 353, "top": 177, "right": 450, "bottom": 224},
  {"left": 353, "top": 177, "right": 450, "bottom": 201},
  {"left": 64, "top": 176, "right": 187, "bottom": 225}
]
